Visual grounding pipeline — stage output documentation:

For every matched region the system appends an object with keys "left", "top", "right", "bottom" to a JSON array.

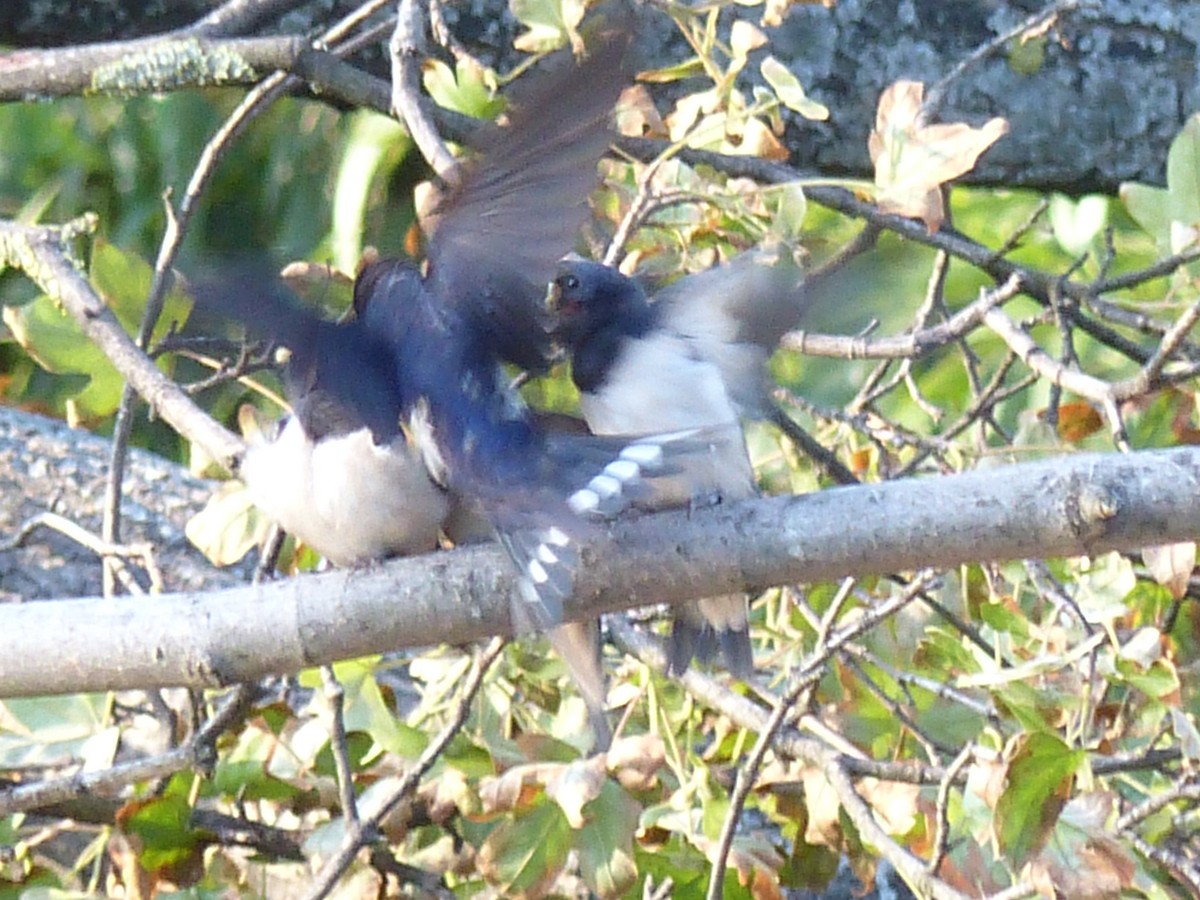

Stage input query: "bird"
[
  {"left": 548, "top": 247, "right": 807, "bottom": 676},
  {"left": 237, "top": 356, "right": 449, "bottom": 568},
  {"left": 204, "top": 21, "right": 739, "bottom": 746}
]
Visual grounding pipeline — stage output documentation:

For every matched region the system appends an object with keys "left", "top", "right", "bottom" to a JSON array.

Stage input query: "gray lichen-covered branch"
[{"left": 1, "top": 0, "right": 1193, "bottom": 192}]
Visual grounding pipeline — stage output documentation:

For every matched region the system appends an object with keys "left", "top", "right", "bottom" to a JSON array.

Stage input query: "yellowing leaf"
[
  {"left": 761, "top": 56, "right": 829, "bottom": 121},
  {"left": 1025, "top": 793, "right": 1135, "bottom": 900},
  {"left": 859, "top": 778, "right": 920, "bottom": 835},
  {"left": 868, "top": 80, "right": 1008, "bottom": 230},
  {"left": 545, "top": 756, "right": 607, "bottom": 828},
  {"left": 185, "top": 480, "right": 265, "bottom": 567},
  {"left": 731, "top": 20, "right": 768, "bottom": 63},
  {"left": 615, "top": 84, "right": 667, "bottom": 138},
  {"left": 605, "top": 733, "right": 665, "bottom": 792},
  {"left": 479, "top": 763, "right": 559, "bottom": 815},
  {"left": 1048, "top": 400, "right": 1103, "bottom": 442}
]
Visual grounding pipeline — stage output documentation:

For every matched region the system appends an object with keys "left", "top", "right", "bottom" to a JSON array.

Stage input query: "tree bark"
[
  {"left": 0, "top": 0, "right": 1189, "bottom": 192},
  {"left": 0, "top": 405, "right": 250, "bottom": 601}
]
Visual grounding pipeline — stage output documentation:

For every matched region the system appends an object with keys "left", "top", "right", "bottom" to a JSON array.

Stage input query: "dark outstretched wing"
[{"left": 425, "top": 25, "right": 632, "bottom": 372}]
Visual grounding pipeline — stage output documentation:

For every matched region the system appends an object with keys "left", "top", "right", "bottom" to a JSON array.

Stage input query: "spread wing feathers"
[
  {"left": 653, "top": 247, "right": 807, "bottom": 415},
  {"left": 426, "top": 27, "right": 631, "bottom": 370},
  {"left": 490, "top": 425, "right": 734, "bottom": 633}
]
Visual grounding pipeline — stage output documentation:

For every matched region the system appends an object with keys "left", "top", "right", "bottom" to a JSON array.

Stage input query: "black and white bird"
[
  {"left": 211, "top": 22, "right": 739, "bottom": 746},
  {"left": 238, "top": 337, "right": 449, "bottom": 567},
  {"left": 548, "top": 248, "right": 807, "bottom": 676}
]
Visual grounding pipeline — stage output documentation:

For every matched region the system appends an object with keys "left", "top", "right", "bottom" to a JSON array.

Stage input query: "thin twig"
[
  {"left": 390, "top": 0, "right": 456, "bottom": 177},
  {"left": 301, "top": 638, "right": 506, "bottom": 900},
  {"left": 321, "top": 666, "right": 361, "bottom": 827}
]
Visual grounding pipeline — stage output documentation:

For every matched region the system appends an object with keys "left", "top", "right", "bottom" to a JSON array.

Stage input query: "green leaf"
[
  {"left": 761, "top": 56, "right": 829, "bottom": 120},
  {"left": 1119, "top": 181, "right": 1171, "bottom": 248},
  {"left": 1, "top": 240, "right": 192, "bottom": 421},
  {"left": 977, "top": 599, "right": 1030, "bottom": 640},
  {"left": 478, "top": 799, "right": 573, "bottom": 895},
  {"left": 1113, "top": 656, "right": 1180, "bottom": 699},
  {"left": 121, "top": 780, "right": 200, "bottom": 872},
  {"left": 509, "top": 0, "right": 584, "bottom": 54},
  {"left": 993, "top": 732, "right": 1084, "bottom": 866},
  {"left": 0, "top": 694, "right": 117, "bottom": 769},
  {"left": 300, "top": 658, "right": 427, "bottom": 759},
  {"left": 771, "top": 181, "right": 808, "bottom": 238},
  {"left": 638, "top": 57, "right": 706, "bottom": 84},
  {"left": 1166, "top": 114, "right": 1200, "bottom": 231},
  {"left": 1048, "top": 193, "right": 1109, "bottom": 257},
  {"left": 422, "top": 59, "right": 504, "bottom": 120},
  {"left": 577, "top": 781, "right": 639, "bottom": 898},
  {"left": 330, "top": 110, "right": 411, "bottom": 274}
]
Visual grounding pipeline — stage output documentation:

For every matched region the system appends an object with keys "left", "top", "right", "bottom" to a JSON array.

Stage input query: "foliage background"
[{"left": 1, "top": 1, "right": 1199, "bottom": 898}]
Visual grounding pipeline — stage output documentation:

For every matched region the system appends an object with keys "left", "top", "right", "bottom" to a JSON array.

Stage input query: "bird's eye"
[{"left": 562, "top": 274, "right": 580, "bottom": 291}]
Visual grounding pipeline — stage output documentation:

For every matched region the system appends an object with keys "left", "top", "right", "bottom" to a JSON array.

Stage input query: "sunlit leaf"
[
  {"left": 993, "top": 733, "right": 1084, "bottom": 866},
  {"left": 0, "top": 693, "right": 117, "bottom": 770},
  {"left": 422, "top": 57, "right": 504, "bottom": 119},
  {"left": 329, "top": 111, "right": 411, "bottom": 275},
  {"left": 868, "top": 80, "right": 1008, "bottom": 230},
  {"left": 1048, "top": 194, "right": 1109, "bottom": 258},
  {"left": 1142, "top": 543, "right": 1195, "bottom": 599},
  {"left": 510, "top": 0, "right": 585, "bottom": 54},
  {"left": 761, "top": 56, "right": 829, "bottom": 121},
  {"left": 185, "top": 479, "right": 264, "bottom": 567},
  {"left": 730, "top": 20, "right": 768, "bottom": 64}
]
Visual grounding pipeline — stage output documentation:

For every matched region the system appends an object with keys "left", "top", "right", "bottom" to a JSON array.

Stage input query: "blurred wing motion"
[
  {"left": 426, "top": 23, "right": 632, "bottom": 373},
  {"left": 202, "top": 23, "right": 740, "bottom": 747}
]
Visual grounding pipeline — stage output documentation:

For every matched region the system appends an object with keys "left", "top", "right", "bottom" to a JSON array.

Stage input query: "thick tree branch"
[
  {"left": 0, "top": 445, "right": 1197, "bottom": 697},
  {"left": 0, "top": 217, "right": 245, "bottom": 471}
]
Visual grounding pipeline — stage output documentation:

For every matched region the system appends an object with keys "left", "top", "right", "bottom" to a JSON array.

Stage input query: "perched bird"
[
  {"left": 548, "top": 248, "right": 806, "bottom": 676},
  {"left": 238, "top": 358, "right": 449, "bottom": 567},
  {"left": 208, "top": 23, "right": 738, "bottom": 745}
]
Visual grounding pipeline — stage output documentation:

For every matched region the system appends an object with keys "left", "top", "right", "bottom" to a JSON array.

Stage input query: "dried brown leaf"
[{"left": 868, "top": 80, "right": 1008, "bottom": 230}]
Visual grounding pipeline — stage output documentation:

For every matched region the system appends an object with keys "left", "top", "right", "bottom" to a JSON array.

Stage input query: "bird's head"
[{"left": 547, "top": 259, "right": 651, "bottom": 350}]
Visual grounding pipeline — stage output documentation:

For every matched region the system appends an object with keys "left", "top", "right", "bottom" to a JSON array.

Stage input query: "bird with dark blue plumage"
[{"left": 211, "top": 20, "right": 741, "bottom": 747}]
